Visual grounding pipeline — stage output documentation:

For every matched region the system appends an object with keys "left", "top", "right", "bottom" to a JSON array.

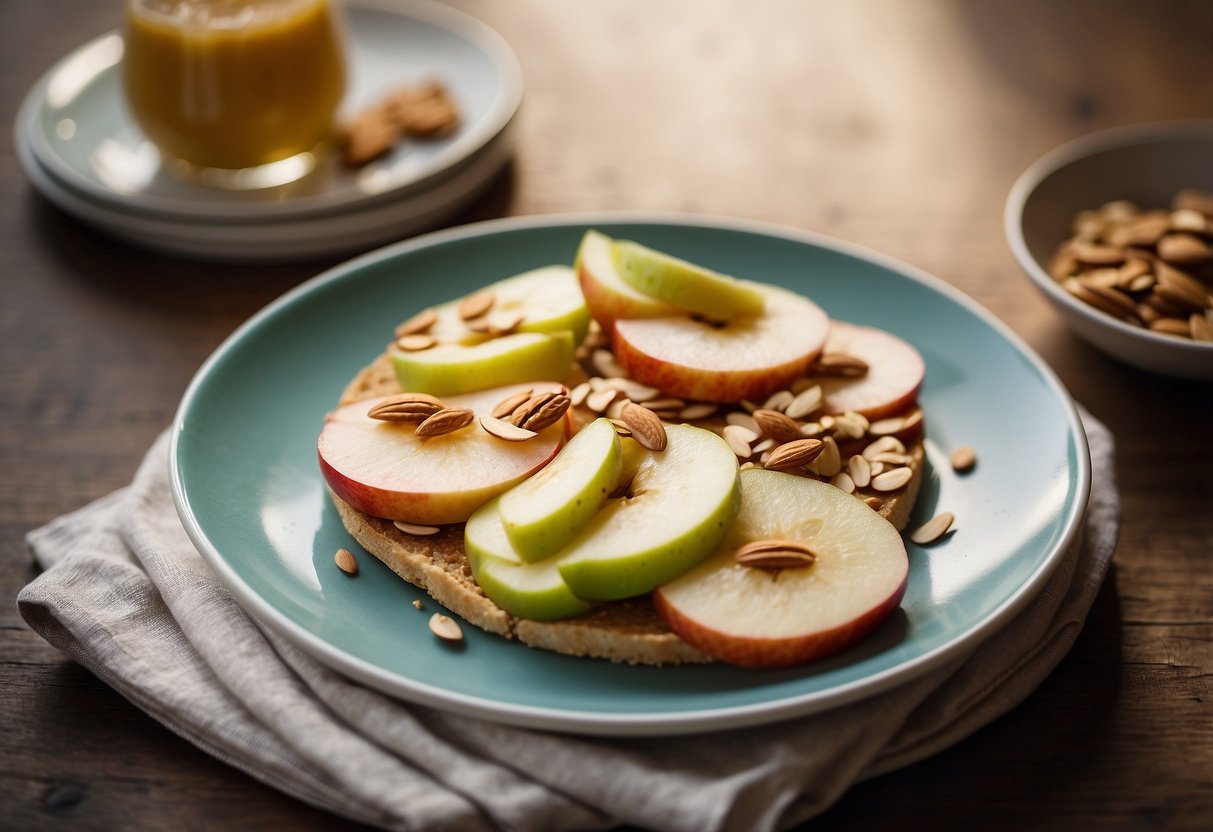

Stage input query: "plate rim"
[
  {"left": 170, "top": 212, "right": 1092, "bottom": 736},
  {"left": 16, "top": 0, "right": 524, "bottom": 222}
]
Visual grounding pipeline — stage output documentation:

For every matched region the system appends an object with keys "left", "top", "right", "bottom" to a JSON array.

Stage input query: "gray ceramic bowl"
[{"left": 1005, "top": 120, "right": 1213, "bottom": 380}]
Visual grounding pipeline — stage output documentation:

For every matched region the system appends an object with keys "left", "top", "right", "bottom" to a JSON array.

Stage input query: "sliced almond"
[
  {"left": 762, "top": 389, "right": 795, "bottom": 412},
  {"left": 394, "top": 520, "right": 441, "bottom": 536},
  {"left": 863, "top": 435, "right": 906, "bottom": 458},
  {"left": 910, "top": 512, "right": 955, "bottom": 545},
  {"left": 415, "top": 407, "right": 475, "bottom": 437},
  {"left": 864, "top": 496, "right": 884, "bottom": 511},
  {"left": 812, "top": 353, "right": 870, "bottom": 377},
  {"left": 643, "top": 397, "right": 686, "bottom": 416},
  {"left": 480, "top": 415, "right": 537, "bottom": 441},
  {"left": 752, "top": 409, "right": 804, "bottom": 443},
  {"left": 722, "top": 424, "right": 757, "bottom": 457},
  {"left": 830, "top": 471, "right": 856, "bottom": 493},
  {"left": 870, "top": 451, "right": 911, "bottom": 465},
  {"left": 847, "top": 454, "right": 872, "bottom": 488},
  {"left": 678, "top": 403, "right": 718, "bottom": 420},
  {"left": 335, "top": 548, "right": 359, "bottom": 575},
  {"left": 621, "top": 402, "right": 668, "bottom": 451},
  {"left": 868, "top": 416, "right": 906, "bottom": 436},
  {"left": 512, "top": 392, "right": 572, "bottom": 431},
  {"left": 784, "top": 384, "right": 823, "bottom": 419},
  {"left": 467, "top": 311, "right": 524, "bottom": 336},
  {"left": 751, "top": 437, "right": 777, "bottom": 455},
  {"left": 606, "top": 397, "right": 632, "bottom": 420},
  {"left": 394, "top": 308, "right": 437, "bottom": 337},
  {"left": 491, "top": 389, "right": 533, "bottom": 419},
  {"left": 591, "top": 349, "right": 627, "bottom": 378},
  {"left": 367, "top": 393, "right": 446, "bottom": 423},
  {"left": 764, "top": 438, "right": 825, "bottom": 471},
  {"left": 568, "top": 382, "right": 591, "bottom": 407},
  {"left": 428, "top": 613, "right": 464, "bottom": 642},
  {"left": 807, "top": 435, "right": 842, "bottom": 477},
  {"left": 871, "top": 466, "right": 913, "bottom": 491},
  {"left": 606, "top": 418, "right": 632, "bottom": 437},
  {"left": 734, "top": 539, "right": 817, "bottom": 570},
  {"left": 395, "top": 333, "right": 437, "bottom": 351},
  {"left": 458, "top": 289, "right": 495, "bottom": 321},
  {"left": 950, "top": 444, "right": 976, "bottom": 472},
  {"left": 586, "top": 387, "right": 619, "bottom": 413},
  {"left": 725, "top": 411, "right": 759, "bottom": 433},
  {"left": 831, "top": 411, "right": 870, "bottom": 439}
]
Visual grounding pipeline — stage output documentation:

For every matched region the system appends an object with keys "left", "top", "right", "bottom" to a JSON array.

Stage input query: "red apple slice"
[
  {"left": 816, "top": 321, "right": 925, "bottom": 418},
  {"left": 318, "top": 382, "right": 567, "bottom": 525},
  {"left": 610, "top": 284, "right": 830, "bottom": 403},
  {"left": 576, "top": 230, "right": 682, "bottom": 332},
  {"left": 653, "top": 468, "right": 908, "bottom": 669}
]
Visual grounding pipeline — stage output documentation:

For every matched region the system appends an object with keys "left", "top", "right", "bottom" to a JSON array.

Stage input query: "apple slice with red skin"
[
  {"left": 653, "top": 467, "right": 908, "bottom": 669},
  {"left": 576, "top": 230, "right": 683, "bottom": 333},
  {"left": 610, "top": 284, "right": 830, "bottom": 403},
  {"left": 318, "top": 382, "right": 568, "bottom": 525},
  {"left": 816, "top": 321, "right": 925, "bottom": 419}
]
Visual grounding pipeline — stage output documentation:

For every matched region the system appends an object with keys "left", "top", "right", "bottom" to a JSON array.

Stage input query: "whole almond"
[
  {"left": 1157, "top": 232, "right": 1211, "bottom": 264},
  {"left": 1155, "top": 262, "right": 1210, "bottom": 310},
  {"left": 621, "top": 402, "right": 667, "bottom": 451},
  {"left": 1174, "top": 187, "right": 1213, "bottom": 217},
  {"left": 491, "top": 389, "right": 533, "bottom": 419},
  {"left": 335, "top": 548, "right": 359, "bottom": 575},
  {"left": 415, "top": 407, "right": 475, "bottom": 437},
  {"left": 950, "top": 444, "right": 977, "bottom": 472},
  {"left": 752, "top": 409, "right": 804, "bottom": 443},
  {"left": 812, "top": 353, "right": 869, "bottom": 377},
  {"left": 1069, "top": 240, "right": 1125, "bottom": 266},
  {"left": 763, "top": 438, "right": 825, "bottom": 471},
  {"left": 366, "top": 393, "right": 445, "bottom": 423},
  {"left": 1191, "top": 312, "right": 1213, "bottom": 342},
  {"left": 512, "top": 392, "right": 572, "bottom": 431},
  {"left": 735, "top": 539, "right": 818, "bottom": 570},
  {"left": 1151, "top": 317, "right": 1192, "bottom": 337},
  {"left": 458, "top": 289, "right": 495, "bottom": 321}
]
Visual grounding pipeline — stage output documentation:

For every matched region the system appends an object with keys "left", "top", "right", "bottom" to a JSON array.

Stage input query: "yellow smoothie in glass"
[{"left": 123, "top": 0, "right": 346, "bottom": 176}]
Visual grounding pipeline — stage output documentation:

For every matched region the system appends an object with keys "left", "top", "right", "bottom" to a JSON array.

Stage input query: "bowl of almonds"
[{"left": 1006, "top": 120, "right": 1213, "bottom": 379}]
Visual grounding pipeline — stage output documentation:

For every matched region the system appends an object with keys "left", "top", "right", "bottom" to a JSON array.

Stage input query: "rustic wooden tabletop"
[{"left": 3, "top": 0, "right": 1211, "bottom": 829}]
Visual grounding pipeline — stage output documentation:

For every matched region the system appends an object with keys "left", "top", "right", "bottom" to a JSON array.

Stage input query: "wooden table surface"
[{"left": 4, "top": 0, "right": 1211, "bottom": 829}]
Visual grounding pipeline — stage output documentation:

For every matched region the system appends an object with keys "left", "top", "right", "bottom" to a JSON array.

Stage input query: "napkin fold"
[{"left": 18, "top": 410, "right": 1119, "bottom": 832}]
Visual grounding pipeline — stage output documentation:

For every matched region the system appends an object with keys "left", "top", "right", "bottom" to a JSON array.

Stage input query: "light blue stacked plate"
[
  {"left": 14, "top": 0, "right": 523, "bottom": 261},
  {"left": 170, "top": 215, "right": 1091, "bottom": 736}
]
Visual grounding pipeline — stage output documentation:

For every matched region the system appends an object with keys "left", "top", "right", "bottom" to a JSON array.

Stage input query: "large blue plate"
[{"left": 171, "top": 215, "right": 1090, "bottom": 736}]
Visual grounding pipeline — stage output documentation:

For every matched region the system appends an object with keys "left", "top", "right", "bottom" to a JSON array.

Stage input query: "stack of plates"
[{"left": 14, "top": 0, "right": 523, "bottom": 262}]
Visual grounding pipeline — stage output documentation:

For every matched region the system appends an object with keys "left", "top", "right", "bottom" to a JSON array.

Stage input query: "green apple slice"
[
  {"left": 428, "top": 265, "right": 591, "bottom": 346},
  {"left": 498, "top": 418, "right": 623, "bottom": 562},
  {"left": 465, "top": 497, "right": 593, "bottom": 620},
  {"left": 611, "top": 239, "right": 765, "bottom": 321},
  {"left": 556, "top": 424, "right": 741, "bottom": 601},
  {"left": 391, "top": 330, "right": 574, "bottom": 397}
]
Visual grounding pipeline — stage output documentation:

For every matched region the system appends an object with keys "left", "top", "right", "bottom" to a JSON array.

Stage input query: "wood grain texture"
[{"left": 2, "top": 0, "right": 1211, "bottom": 829}]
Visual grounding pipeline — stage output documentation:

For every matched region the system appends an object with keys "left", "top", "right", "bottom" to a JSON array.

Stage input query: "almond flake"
[
  {"left": 872, "top": 466, "right": 912, "bottom": 491},
  {"left": 868, "top": 416, "right": 906, "bottom": 436},
  {"left": 428, "top": 613, "right": 464, "bottom": 642},
  {"left": 950, "top": 444, "right": 976, "bottom": 472},
  {"left": 910, "top": 512, "right": 955, "bottom": 545},
  {"left": 830, "top": 471, "right": 856, "bottom": 493},
  {"left": 870, "top": 451, "right": 911, "bottom": 465},
  {"left": 621, "top": 402, "right": 668, "bottom": 451},
  {"left": 591, "top": 349, "right": 627, "bottom": 378},
  {"left": 458, "top": 289, "right": 495, "bottom": 321},
  {"left": 335, "top": 548, "right": 359, "bottom": 575},
  {"left": 725, "top": 412, "right": 759, "bottom": 433},
  {"left": 416, "top": 407, "right": 475, "bottom": 437},
  {"left": 722, "top": 424, "right": 757, "bottom": 457},
  {"left": 784, "top": 385, "right": 823, "bottom": 419},
  {"left": 807, "top": 436, "right": 841, "bottom": 477},
  {"left": 848, "top": 454, "right": 872, "bottom": 488},
  {"left": 764, "top": 438, "right": 825, "bottom": 471},
  {"left": 679, "top": 403, "right": 718, "bottom": 420},
  {"left": 643, "top": 397, "right": 686, "bottom": 415},
  {"left": 367, "top": 393, "right": 445, "bottom": 423},
  {"left": 752, "top": 409, "right": 804, "bottom": 443},
  {"left": 863, "top": 436, "right": 906, "bottom": 458},
  {"left": 606, "top": 397, "right": 632, "bottom": 420},
  {"left": 568, "top": 382, "right": 591, "bottom": 407},
  {"left": 396, "top": 334, "right": 437, "bottom": 351},
  {"left": 606, "top": 418, "right": 632, "bottom": 437},
  {"left": 394, "top": 521, "right": 441, "bottom": 535},
  {"left": 751, "top": 437, "right": 776, "bottom": 454},
  {"left": 394, "top": 308, "right": 437, "bottom": 337},
  {"left": 480, "top": 415, "right": 537, "bottom": 441},
  {"left": 586, "top": 388, "right": 619, "bottom": 413},
  {"left": 832, "top": 411, "right": 869, "bottom": 439},
  {"left": 762, "top": 389, "right": 794, "bottom": 412}
]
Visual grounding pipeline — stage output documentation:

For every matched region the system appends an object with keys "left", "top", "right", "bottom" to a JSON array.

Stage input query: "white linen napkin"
[{"left": 18, "top": 410, "right": 1119, "bottom": 832}]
